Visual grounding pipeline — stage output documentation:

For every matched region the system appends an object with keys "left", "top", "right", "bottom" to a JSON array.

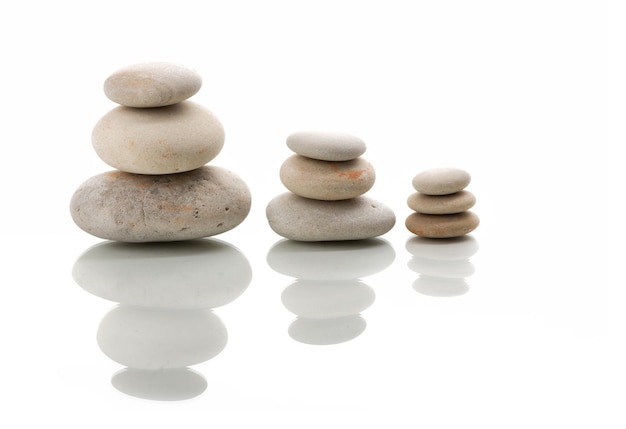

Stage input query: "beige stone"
[
  {"left": 280, "top": 155, "right": 375, "bottom": 200},
  {"left": 286, "top": 131, "right": 366, "bottom": 161},
  {"left": 104, "top": 62, "right": 202, "bottom": 108},
  {"left": 412, "top": 167, "right": 471, "bottom": 195},
  {"left": 70, "top": 166, "right": 251, "bottom": 242},
  {"left": 407, "top": 190, "right": 476, "bottom": 214},
  {"left": 92, "top": 101, "right": 224, "bottom": 175},
  {"left": 266, "top": 193, "right": 396, "bottom": 241},
  {"left": 405, "top": 211, "right": 479, "bottom": 238}
]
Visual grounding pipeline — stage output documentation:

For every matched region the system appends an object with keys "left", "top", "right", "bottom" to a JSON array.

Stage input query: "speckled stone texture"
[
  {"left": 92, "top": 101, "right": 225, "bottom": 175},
  {"left": 266, "top": 192, "right": 396, "bottom": 241},
  {"left": 412, "top": 167, "right": 471, "bottom": 195},
  {"left": 104, "top": 62, "right": 202, "bottom": 108},
  {"left": 286, "top": 131, "right": 366, "bottom": 161},
  {"left": 70, "top": 166, "right": 251, "bottom": 242},
  {"left": 405, "top": 211, "right": 479, "bottom": 238},
  {"left": 279, "top": 155, "right": 375, "bottom": 200},
  {"left": 407, "top": 190, "right": 476, "bottom": 214}
]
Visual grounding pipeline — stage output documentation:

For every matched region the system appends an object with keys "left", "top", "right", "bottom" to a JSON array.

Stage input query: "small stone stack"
[
  {"left": 266, "top": 131, "right": 396, "bottom": 241},
  {"left": 405, "top": 167, "right": 479, "bottom": 238},
  {"left": 70, "top": 62, "right": 251, "bottom": 242}
]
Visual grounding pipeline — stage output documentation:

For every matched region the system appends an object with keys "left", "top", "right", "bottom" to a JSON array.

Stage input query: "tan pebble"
[
  {"left": 405, "top": 211, "right": 479, "bottom": 238},
  {"left": 104, "top": 62, "right": 202, "bottom": 108},
  {"left": 412, "top": 167, "right": 471, "bottom": 195},
  {"left": 92, "top": 101, "right": 224, "bottom": 175},
  {"left": 280, "top": 155, "right": 375, "bottom": 200},
  {"left": 407, "top": 190, "right": 476, "bottom": 214}
]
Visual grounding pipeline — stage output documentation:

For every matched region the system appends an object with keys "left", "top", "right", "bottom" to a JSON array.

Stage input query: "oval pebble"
[
  {"left": 112, "top": 368, "right": 207, "bottom": 401},
  {"left": 267, "top": 238, "right": 395, "bottom": 280},
  {"left": 97, "top": 306, "right": 227, "bottom": 370},
  {"left": 104, "top": 62, "right": 202, "bottom": 108},
  {"left": 405, "top": 211, "right": 479, "bottom": 238},
  {"left": 407, "top": 190, "right": 476, "bottom": 214},
  {"left": 266, "top": 193, "right": 396, "bottom": 241},
  {"left": 70, "top": 166, "right": 251, "bottom": 242},
  {"left": 281, "top": 280, "right": 376, "bottom": 319},
  {"left": 286, "top": 131, "right": 366, "bottom": 161},
  {"left": 92, "top": 101, "right": 225, "bottom": 175},
  {"left": 72, "top": 239, "right": 251, "bottom": 308},
  {"left": 280, "top": 155, "right": 375, "bottom": 200},
  {"left": 412, "top": 276, "right": 470, "bottom": 297},
  {"left": 288, "top": 315, "right": 366, "bottom": 345},
  {"left": 412, "top": 167, "right": 471, "bottom": 195}
]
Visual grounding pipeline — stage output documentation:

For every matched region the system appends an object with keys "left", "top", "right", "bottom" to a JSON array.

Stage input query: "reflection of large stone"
[
  {"left": 72, "top": 239, "right": 251, "bottom": 308},
  {"left": 267, "top": 238, "right": 395, "bottom": 280},
  {"left": 97, "top": 306, "right": 227, "bottom": 370},
  {"left": 111, "top": 367, "right": 207, "bottom": 401},
  {"left": 288, "top": 315, "right": 367, "bottom": 345},
  {"left": 282, "top": 280, "right": 375, "bottom": 319}
]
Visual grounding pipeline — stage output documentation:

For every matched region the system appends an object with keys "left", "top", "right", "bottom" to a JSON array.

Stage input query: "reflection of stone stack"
[
  {"left": 266, "top": 131, "right": 396, "bottom": 241},
  {"left": 267, "top": 239, "right": 395, "bottom": 345},
  {"left": 406, "top": 236, "right": 479, "bottom": 297},
  {"left": 72, "top": 239, "right": 251, "bottom": 401},
  {"left": 406, "top": 167, "right": 479, "bottom": 238},
  {"left": 70, "top": 62, "right": 251, "bottom": 243}
]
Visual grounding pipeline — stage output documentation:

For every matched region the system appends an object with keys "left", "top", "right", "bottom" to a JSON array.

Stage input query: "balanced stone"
[
  {"left": 412, "top": 167, "right": 471, "bottom": 195},
  {"left": 70, "top": 166, "right": 251, "bottom": 242},
  {"left": 407, "top": 190, "right": 476, "bottom": 214},
  {"left": 92, "top": 101, "right": 225, "bottom": 175},
  {"left": 405, "top": 211, "right": 479, "bottom": 238},
  {"left": 266, "top": 192, "right": 396, "bottom": 241},
  {"left": 104, "top": 62, "right": 202, "bottom": 108},
  {"left": 280, "top": 155, "right": 375, "bottom": 200},
  {"left": 286, "top": 131, "right": 366, "bottom": 161}
]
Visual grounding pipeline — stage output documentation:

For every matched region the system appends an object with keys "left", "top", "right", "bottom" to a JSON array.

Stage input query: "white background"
[{"left": 0, "top": 0, "right": 618, "bottom": 427}]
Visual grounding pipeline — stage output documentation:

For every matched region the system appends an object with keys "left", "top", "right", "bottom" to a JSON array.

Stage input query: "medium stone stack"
[
  {"left": 266, "top": 131, "right": 396, "bottom": 241},
  {"left": 405, "top": 167, "right": 479, "bottom": 238},
  {"left": 70, "top": 62, "right": 251, "bottom": 242}
]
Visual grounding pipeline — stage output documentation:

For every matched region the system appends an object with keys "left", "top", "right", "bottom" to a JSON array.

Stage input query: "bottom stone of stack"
[
  {"left": 70, "top": 165, "right": 251, "bottom": 242},
  {"left": 266, "top": 192, "right": 395, "bottom": 241},
  {"left": 405, "top": 211, "right": 479, "bottom": 238}
]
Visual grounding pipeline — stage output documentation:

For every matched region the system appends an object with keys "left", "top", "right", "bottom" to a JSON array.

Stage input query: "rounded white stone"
[
  {"left": 288, "top": 315, "right": 366, "bottom": 345},
  {"left": 97, "top": 305, "right": 227, "bottom": 370},
  {"left": 112, "top": 368, "right": 207, "bottom": 401},
  {"left": 266, "top": 193, "right": 396, "bottom": 241},
  {"left": 280, "top": 155, "right": 376, "bottom": 200},
  {"left": 104, "top": 62, "right": 202, "bottom": 108},
  {"left": 412, "top": 167, "right": 471, "bottom": 195},
  {"left": 70, "top": 166, "right": 251, "bottom": 242},
  {"left": 282, "top": 280, "right": 375, "bottom": 319},
  {"left": 92, "top": 101, "right": 225, "bottom": 175},
  {"left": 286, "top": 131, "right": 366, "bottom": 161},
  {"left": 407, "top": 190, "right": 476, "bottom": 214},
  {"left": 267, "top": 238, "right": 395, "bottom": 280},
  {"left": 72, "top": 239, "right": 251, "bottom": 308}
]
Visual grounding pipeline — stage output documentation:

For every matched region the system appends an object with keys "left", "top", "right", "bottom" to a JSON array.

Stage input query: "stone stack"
[
  {"left": 70, "top": 62, "right": 251, "bottom": 242},
  {"left": 266, "top": 131, "right": 396, "bottom": 241},
  {"left": 405, "top": 167, "right": 479, "bottom": 238}
]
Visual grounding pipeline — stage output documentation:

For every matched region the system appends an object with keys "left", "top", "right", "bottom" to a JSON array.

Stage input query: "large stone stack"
[
  {"left": 70, "top": 62, "right": 251, "bottom": 242},
  {"left": 266, "top": 131, "right": 396, "bottom": 241}
]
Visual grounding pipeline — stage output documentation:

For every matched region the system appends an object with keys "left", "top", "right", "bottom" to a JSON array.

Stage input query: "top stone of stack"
[
  {"left": 103, "top": 62, "right": 202, "bottom": 108},
  {"left": 286, "top": 131, "right": 367, "bottom": 161}
]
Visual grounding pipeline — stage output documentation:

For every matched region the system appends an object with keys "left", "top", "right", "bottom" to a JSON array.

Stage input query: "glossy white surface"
[{"left": 1, "top": 0, "right": 617, "bottom": 427}]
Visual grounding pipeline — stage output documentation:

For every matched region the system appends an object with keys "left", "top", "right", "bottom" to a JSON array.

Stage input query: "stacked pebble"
[
  {"left": 266, "top": 131, "right": 396, "bottom": 241},
  {"left": 405, "top": 167, "right": 479, "bottom": 238},
  {"left": 70, "top": 62, "right": 251, "bottom": 242}
]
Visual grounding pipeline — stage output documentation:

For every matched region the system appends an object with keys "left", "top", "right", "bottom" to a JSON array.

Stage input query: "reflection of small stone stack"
[
  {"left": 266, "top": 131, "right": 395, "bottom": 241},
  {"left": 406, "top": 236, "right": 479, "bottom": 297},
  {"left": 406, "top": 167, "right": 479, "bottom": 238},
  {"left": 70, "top": 62, "right": 251, "bottom": 242}
]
